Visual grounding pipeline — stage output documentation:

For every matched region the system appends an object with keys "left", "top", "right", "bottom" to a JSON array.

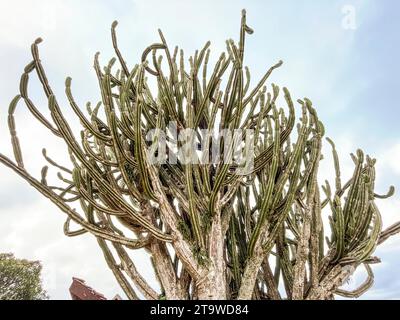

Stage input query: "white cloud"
[{"left": 377, "top": 142, "right": 400, "bottom": 176}]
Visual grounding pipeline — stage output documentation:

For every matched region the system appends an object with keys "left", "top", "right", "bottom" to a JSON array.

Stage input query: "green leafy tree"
[
  {"left": 0, "top": 253, "right": 48, "bottom": 300},
  {"left": 1, "top": 10, "right": 399, "bottom": 299}
]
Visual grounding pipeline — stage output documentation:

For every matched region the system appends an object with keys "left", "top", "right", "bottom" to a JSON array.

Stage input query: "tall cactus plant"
[{"left": 1, "top": 10, "right": 399, "bottom": 300}]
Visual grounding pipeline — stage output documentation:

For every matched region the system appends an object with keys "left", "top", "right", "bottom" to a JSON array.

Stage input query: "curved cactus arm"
[
  {"left": 97, "top": 238, "right": 139, "bottom": 300},
  {"left": 0, "top": 154, "right": 150, "bottom": 247},
  {"left": 335, "top": 263, "right": 374, "bottom": 298},
  {"left": 7, "top": 95, "right": 24, "bottom": 168},
  {"left": 42, "top": 148, "right": 72, "bottom": 173},
  {"left": 18, "top": 57, "right": 62, "bottom": 137},
  {"left": 374, "top": 185, "right": 395, "bottom": 199},
  {"left": 378, "top": 222, "right": 400, "bottom": 245},
  {"left": 63, "top": 217, "right": 87, "bottom": 237},
  {"left": 111, "top": 21, "right": 130, "bottom": 77},
  {"left": 113, "top": 242, "right": 159, "bottom": 300},
  {"left": 247, "top": 104, "right": 280, "bottom": 256},
  {"left": 326, "top": 137, "right": 342, "bottom": 193}
]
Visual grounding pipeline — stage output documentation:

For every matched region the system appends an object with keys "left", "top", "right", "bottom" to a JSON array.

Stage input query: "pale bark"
[
  {"left": 306, "top": 265, "right": 356, "bottom": 300},
  {"left": 261, "top": 257, "right": 281, "bottom": 300},
  {"left": 196, "top": 212, "right": 227, "bottom": 300},
  {"left": 151, "top": 241, "right": 185, "bottom": 300},
  {"left": 237, "top": 234, "right": 265, "bottom": 300},
  {"left": 114, "top": 244, "right": 159, "bottom": 300},
  {"left": 148, "top": 164, "right": 202, "bottom": 280},
  {"left": 291, "top": 203, "right": 312, "bottom": 299}
]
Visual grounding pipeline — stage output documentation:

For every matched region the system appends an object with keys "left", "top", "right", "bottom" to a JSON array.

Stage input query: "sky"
[{"left": 0, "top": 0, "right": 399, "bottom": 300}]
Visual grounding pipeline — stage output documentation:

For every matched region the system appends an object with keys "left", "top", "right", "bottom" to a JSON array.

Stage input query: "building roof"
[{"left": 69, "top": 277, "right": 107, "bottom": 300}]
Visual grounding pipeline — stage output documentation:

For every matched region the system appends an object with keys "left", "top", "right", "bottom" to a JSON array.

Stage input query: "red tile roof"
[{"left": 69, "top": 277, "right": 107, "bottom": 300}]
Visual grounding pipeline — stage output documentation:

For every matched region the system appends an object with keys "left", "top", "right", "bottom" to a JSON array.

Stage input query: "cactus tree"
[{"left": 1, "top": 10, "right": 399, "bottom": 300}]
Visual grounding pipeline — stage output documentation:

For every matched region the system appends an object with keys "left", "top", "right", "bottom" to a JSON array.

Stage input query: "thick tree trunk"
[
  {"left": 196, "top": 266, "right": 227, "bottom": 300},
  {"left": 237, "top": 243, "right": 264, "bottom": 300},
  {"left": 196, "top": 212, "right": 227, "bottom": 300}
]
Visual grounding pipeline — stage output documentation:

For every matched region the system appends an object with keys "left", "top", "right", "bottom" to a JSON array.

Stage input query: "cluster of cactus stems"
[{"left": 1, "top": 10, "right": 400, "bottom": 300}]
